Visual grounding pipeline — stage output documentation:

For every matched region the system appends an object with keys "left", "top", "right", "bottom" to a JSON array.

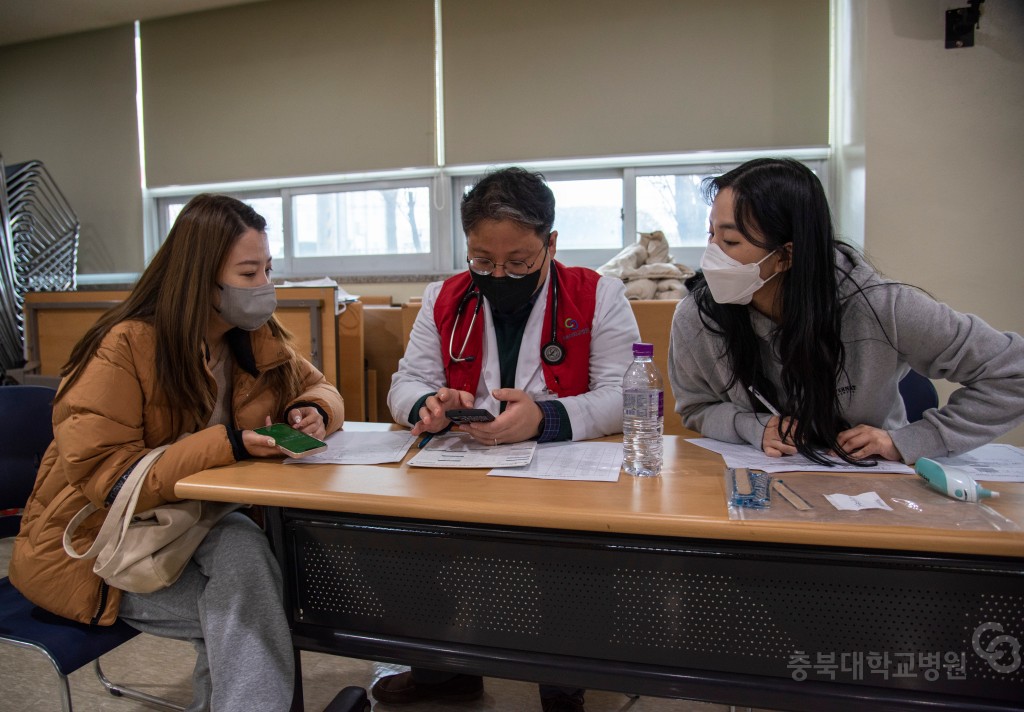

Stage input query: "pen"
[
  {"left": 748, "top": 385, "right": 781, "bottom": 416},
  {"left": 418, "top": 422, "right": 453, "bottom": 448}
]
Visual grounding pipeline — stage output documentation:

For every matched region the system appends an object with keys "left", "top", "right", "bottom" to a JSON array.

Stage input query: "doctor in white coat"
[
  {"left": 382, "top": 167, "right": 639, "bottom": 712},
  {"left": 389, "top": 168, "right": 639, "bottom": 448}
]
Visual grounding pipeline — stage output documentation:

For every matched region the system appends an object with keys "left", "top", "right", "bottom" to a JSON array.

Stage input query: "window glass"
[
  {"left": 149, "top": 156, "right": 827, "bottom": 277},
  {"left": 164, "top": 197, "right": 284, "bottom": 258},
  {"left": 292, "top": 187, "right": 430, "bottom": 257},
  {"left": 635, "top": 174, "right": 712, "bottom": 247},
  {"left": 547, "top": 178, "right": 622, "bottom": 249}
]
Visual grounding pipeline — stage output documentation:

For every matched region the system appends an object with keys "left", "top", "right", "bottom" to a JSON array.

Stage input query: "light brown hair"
[{"left": 60, "top": 194, "right": 303, "bottom": 435}]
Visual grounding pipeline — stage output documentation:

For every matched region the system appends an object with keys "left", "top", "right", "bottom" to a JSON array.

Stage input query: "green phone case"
[{"left": 254, "top": 423, "right": 327, "bottom": 455}]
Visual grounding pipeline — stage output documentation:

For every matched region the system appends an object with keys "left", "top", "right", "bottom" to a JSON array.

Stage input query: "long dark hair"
[
  {"left": 60, "top": 194, "right": 302, "bottom": 436},
  {"left": 686, "top": 158, "right": 854, "bottom": 464}
]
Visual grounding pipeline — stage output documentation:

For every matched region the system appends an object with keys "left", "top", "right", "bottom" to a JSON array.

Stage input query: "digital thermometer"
[{"left": 915, "top": 458, "right": 999, "bottom": 502}]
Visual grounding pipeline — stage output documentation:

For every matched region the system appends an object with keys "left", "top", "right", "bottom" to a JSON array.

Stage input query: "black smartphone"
[
  {"left": 254, "top": 423, "right": 328, "bottom": 458},
  {"left": 446, "top": 408, "right": 495, "bottom": 424}
]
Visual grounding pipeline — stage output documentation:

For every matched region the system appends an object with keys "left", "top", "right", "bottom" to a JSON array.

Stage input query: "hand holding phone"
[
  {"left": 446, "top": 408, "right": 495, "bottom": 424},
  {"left": 254, "top": 423, "right": 328, "bottom": 458}
]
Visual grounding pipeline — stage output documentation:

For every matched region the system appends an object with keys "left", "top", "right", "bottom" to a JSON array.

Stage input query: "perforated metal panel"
[{"left": 283, "top": 513, "right": 1023, "bottom": 706}]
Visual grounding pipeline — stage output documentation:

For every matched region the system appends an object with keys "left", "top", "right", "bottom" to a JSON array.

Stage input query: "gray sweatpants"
[{"left": 119, "top": 512, "right": 294, "bottom": 712}]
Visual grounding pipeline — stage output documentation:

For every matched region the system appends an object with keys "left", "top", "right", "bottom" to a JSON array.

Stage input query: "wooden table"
[{"left": 177, "top": 426, "right": 1024, "bottom": 711}]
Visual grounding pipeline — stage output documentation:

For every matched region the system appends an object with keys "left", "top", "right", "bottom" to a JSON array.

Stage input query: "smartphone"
[
  {"left": 446, "top": 408, "right": 495, "bottom": 424},
  {"left": 254, "top": 423, "right": 328, "bottom": 458}
]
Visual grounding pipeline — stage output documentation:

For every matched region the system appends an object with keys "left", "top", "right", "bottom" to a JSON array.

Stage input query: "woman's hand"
[
  {"left": 285, "top": 405, "right": 326, "bottom": 441},
  {"left": 242, "top": 410, "right": 327, "bottom": 458},
  {"left": 458, "top": 389, "right": 543, "bottom": 446},
  {"left": 837, "top": 424, "right": 903, "bottom": 462},
  {"left": 242, "top": 416, "right": 281, "bottom": 457},
  {"left": 411, "top": 387, "right": 475, "bottom": 436},
  {"left": 762, "top": 415, "right": 799, "bottom": 457}
]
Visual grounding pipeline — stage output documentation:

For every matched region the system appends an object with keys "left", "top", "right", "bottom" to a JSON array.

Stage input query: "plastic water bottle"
[{"left": 622, "top": 342, "right": 664, "bottom": 477}]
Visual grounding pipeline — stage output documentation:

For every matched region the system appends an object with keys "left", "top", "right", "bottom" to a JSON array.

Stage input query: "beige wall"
[
  {"left": 862, "top": 0, "right": 1024, "bottom": 446},
  {"left": 0, "top": 26, "right": 142, "bottom": 274}
]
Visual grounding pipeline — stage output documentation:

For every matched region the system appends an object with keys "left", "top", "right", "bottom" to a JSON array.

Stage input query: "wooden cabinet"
[{"left": 23, "top": 287, "right": 368, "bottom": 420}]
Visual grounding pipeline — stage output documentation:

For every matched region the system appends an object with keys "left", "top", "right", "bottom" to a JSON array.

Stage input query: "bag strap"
[{"left": 63, "top": 445, "right": 170, "bottom": 560}]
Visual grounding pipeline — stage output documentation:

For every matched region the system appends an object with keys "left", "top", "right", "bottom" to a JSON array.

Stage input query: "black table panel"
[{"left": 269, "top": 509, "right": 1023, "bottom": 711}]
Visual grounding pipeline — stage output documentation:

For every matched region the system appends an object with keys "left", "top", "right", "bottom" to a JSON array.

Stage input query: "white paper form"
[
  {"left": 687, "top": 438, "right": 915, "bottom": 474},
  {"left": 407, "top": 432, "right": 536, "bottom": 468},
  {"left": 488, "top": 442, "right": 624, "bottom": 481},
  {"left": 929, "top": 444, "right": 1024, "bottom": 483},
  {"left": 825, "top": 491, "right": 893, "bottom": 511},
  {"left": 284, "top": 430, "right": 416, "bottom": 465}
]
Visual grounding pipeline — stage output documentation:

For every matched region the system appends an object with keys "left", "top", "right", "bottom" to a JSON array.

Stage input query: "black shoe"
[
  {"left": 370, "top": 672, "right": 483, "bottom": 704},
  {"left": 541, "top": 692, "right": 586, "bottom": 712}
]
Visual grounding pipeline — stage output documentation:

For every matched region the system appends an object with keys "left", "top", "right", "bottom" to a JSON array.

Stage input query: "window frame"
[
  {"left": 628, "top": 157, "right": 830, "bottom": 269},
  {"left": 144, "top": 149, "right": 830, "bottom": 282},
  {"left": 450, "top": 167, "right": 627, "bottom": 272},
  {"left": 281, "top": 176, "right": 443, "bottom": 277}
]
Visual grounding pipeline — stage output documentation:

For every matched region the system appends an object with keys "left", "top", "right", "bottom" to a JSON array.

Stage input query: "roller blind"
[
  {"left": 141, "top": 0, "right": 436, "bottom": 187},
  {"left": 443, "top": 0, "right": 830, "bottom": 165},
  {"left": 0, "top": 26, "right": 142, "bottom": 274}
]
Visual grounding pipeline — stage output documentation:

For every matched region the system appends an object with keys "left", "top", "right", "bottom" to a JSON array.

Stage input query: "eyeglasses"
[{"left": 466, "top": 243, "right": 547, "bottom": 279}]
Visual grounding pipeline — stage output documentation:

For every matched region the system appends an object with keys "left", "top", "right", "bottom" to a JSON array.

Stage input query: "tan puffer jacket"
[{"left": 9, "top": 320, "right": 344, "bottom": 624}]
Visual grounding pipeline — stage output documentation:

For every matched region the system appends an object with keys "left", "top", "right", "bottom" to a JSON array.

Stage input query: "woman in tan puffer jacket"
[{"left": 10, "top": 194, "right": 344, "bottom": 712}]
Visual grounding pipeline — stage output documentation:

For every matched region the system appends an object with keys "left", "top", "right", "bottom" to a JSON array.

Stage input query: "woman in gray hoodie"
[{"left": 669, "top": 158, "right": 1024, "bottom": 465}]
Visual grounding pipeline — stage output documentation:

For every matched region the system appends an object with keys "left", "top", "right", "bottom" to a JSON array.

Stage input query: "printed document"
[
  {"left": 285, "top": 430, "right": 416, "bottom": 465},
  {"left": 488, "top": 441, "right": 624, "bottom": 481},
  {"left": 687, "top": 438, "right": 915, "bottom": 474},
  {"left": 927, "top": 444, "right": 1024, "bottom": 482},
  {"left": 690, "top": 439, "right": 1024, "bottom": 480},
  {"left": 408, "top": 432, "right": 536, "bottom": 468}
]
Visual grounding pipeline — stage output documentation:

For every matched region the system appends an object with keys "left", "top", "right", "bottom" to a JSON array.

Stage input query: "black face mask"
[{"left": 471, "top": 268, "right": 542, "bottom": 316}]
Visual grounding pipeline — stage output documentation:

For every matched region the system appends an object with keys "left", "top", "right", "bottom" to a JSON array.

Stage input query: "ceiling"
[{"left": 0, "top": 0, "right": 269, "bottom": 47}]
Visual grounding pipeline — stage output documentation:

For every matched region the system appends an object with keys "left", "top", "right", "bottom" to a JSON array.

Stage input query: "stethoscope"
[{"left": 449, "top": 262, "right": 565, "bottom": 366}]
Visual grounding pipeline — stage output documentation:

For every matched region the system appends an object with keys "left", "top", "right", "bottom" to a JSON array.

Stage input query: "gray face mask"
[{"left": 215, "top": 283, "right": 277, "bottom": 331}]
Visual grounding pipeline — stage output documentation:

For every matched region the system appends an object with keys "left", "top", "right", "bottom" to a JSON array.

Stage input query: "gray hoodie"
[{"left": 668, "top": 247, "right": 1024, "bottom": 463}]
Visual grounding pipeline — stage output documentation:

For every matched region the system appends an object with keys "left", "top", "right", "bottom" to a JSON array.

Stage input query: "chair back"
[
  {"left": 0, "top": 384, "right": 56, "bottom": 538},
  {"left": 898, "top": 370, "right": 939, "bottom": 424}
]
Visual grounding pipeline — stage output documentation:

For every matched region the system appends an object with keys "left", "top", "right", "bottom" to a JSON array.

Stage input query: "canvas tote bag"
[{"left": 63, "top": 445, "right": 239, "bottom": 593}]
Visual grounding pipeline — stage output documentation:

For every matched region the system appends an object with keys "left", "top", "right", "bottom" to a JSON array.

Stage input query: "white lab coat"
[{"left": 388, "top": 271, "right": 640, "bottom": 441}]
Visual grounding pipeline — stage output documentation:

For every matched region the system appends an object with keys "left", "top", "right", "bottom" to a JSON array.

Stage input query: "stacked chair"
[{"left": 0, "top": 154, "right": 80, "bottom": 379}]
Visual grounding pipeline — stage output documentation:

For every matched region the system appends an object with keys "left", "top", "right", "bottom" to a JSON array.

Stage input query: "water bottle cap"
[{"left": 632, "top": 342, "right": 654, "bottom": 357}]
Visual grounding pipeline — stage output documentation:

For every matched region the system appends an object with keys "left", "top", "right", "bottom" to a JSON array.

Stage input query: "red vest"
[{"left": 434, "top": 262, "right": 600, "bottom": 398}]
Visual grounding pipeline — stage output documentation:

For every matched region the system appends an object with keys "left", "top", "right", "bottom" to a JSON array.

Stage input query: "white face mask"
[{"left": 700, "top": 242, "right": 779, "bottom": 305}]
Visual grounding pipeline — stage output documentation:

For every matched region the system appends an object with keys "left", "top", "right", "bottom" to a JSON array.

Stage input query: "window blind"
[
  {"left": 141, "top": 0, "right": 436, "bottom": 187},
  {"left": 442, "top": 0, "right": 829, "bottom": 165}
]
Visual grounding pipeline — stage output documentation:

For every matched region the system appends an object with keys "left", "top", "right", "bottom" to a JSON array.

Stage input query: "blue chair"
[
  {"left": 0, "top": 385, "right": 54, "bottom": 538},
  {"left": 0, "top": 385, "right": 184, "bottom": 711},
  {"left": 899, "top": 369, "right": 939, "bottom": 423}
]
